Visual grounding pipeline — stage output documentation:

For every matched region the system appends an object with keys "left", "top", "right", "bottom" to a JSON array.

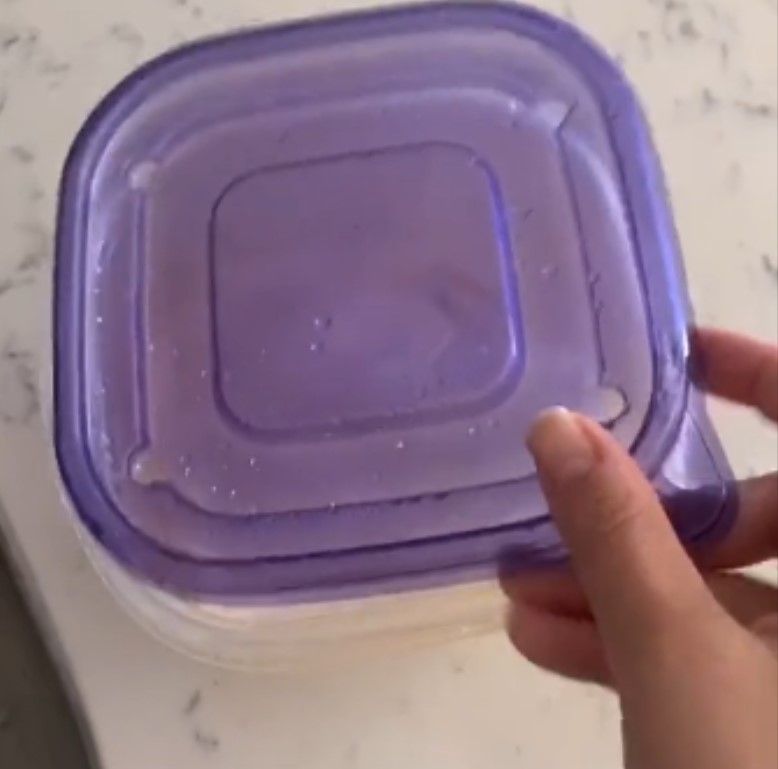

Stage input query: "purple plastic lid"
[{"left": 55, "top": 3, "right": 734, "bottom": 600}]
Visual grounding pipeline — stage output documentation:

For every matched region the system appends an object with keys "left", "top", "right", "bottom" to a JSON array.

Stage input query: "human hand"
[{"left": 503, "top": 329, "right": 778, "bottom": 769}]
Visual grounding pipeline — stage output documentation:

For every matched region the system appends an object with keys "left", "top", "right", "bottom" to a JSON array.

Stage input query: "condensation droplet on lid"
[
  {"left": 200, "top": 369, "right": 208, "bottom": 378},
  {"left": 183, "top": 466, "right": 192, "bottom": 478},
  {"left": 229, "top": 489, "right": 237, "bottom": 499},
  {"left": 467, "top": 426, "right": 478, "bottom": 437},
  {"left": 96, "top": 316, "right": 103, "bottom": 324},
  {"left": 210, "top": 485, "right": 218, "bottom": 494},
  {"left": 395, "top": 440, "right": 406, "bottom": 450},
  {"left": 128, "top": 160, "right": 158, "bottom": 190},
  {"left": 309, "top": 340, "right": 324, "bottom": 352},
  {"left": 249, "top": 457, "right": 257, "bottom": 467},
  {"left": 129, "top": 452, "right": 166, "bottom": 486},
  {"left": 313, "top": 316, "right": 333, "bottom": 330}
]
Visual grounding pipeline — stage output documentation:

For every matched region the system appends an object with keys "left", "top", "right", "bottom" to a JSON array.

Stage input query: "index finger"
[{"left": 694, "top": 328, "right": 778, "bottom": 421}]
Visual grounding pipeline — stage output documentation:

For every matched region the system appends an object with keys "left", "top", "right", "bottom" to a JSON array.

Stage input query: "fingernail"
[{"left": 527, "top": 408, "right": 597, "bottom": 481}]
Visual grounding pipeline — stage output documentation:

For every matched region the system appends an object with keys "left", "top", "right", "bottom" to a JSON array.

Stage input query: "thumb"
[{"left": 527, "top": 408, "right": 721, "bottom": 679}]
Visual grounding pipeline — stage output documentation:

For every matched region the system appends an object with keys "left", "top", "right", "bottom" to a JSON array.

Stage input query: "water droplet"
[
  {"left": 229, "top": 489, "right": 237, "bottom": 499},
  {"left": 183, "top": 466, "right": 192, "bottom": 478},
  {"left": 467, "top": 426, "right": 478, "bottom": 437},
  {"left": 328, "top": 501, "right": 337, "bottom": 511},
  {"left": 148, "top": 343, "right": 155, "bottom": 353},
  {"left": 540, "top": 265, "right": 558, "bottom": 279},
  {"left": 395, "top": 440, "right": 406, "bottom": 450},
  {"left": 130, "top": 459, "right": 148, "bottom": 482},
  {"left": 486, "top": 417, "right": 500, "bottom": 429},
  {"left": 200, "top": 369, "right": 208, "bottom": 378},
  {"left": 249, "top": 457, "right": 257, "bottom": 467},
  {"left": 130, "top": 452, "right": 165, "bottom": 485},
  {"left": 309, "top": 340, "right": 324, "bottom": 352},
  {"left": 96, "top": 316, "right": 104, "bottom": 325},
  {"left": 210, "top": 485, "right": 218, "bottom": 494},
  {"left": 313, "top": 316, "right": 333, "bottom": 330}
]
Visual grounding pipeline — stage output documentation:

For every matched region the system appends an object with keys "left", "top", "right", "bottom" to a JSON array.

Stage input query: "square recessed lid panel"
[{"left": 55, "top": 3, "right": 734, "bottom": 600}]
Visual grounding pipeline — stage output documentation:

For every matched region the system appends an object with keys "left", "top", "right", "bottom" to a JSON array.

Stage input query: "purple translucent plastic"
[{"left": 54, "top": 3, "right": 734, "bottom": 600}]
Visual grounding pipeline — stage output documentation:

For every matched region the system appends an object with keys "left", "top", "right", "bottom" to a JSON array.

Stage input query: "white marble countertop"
[{"left": 0, "top": 1, "right": 776, "bottom": 767}]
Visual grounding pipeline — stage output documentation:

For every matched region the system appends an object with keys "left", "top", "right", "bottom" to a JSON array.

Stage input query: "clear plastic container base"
[{"left": 81, "top": 529, "right": 504, "bottom": 671}]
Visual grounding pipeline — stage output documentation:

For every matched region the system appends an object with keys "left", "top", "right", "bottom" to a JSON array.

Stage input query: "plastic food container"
[{"left": 53, "top": 3, "right": 734, "bottom": 668}]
